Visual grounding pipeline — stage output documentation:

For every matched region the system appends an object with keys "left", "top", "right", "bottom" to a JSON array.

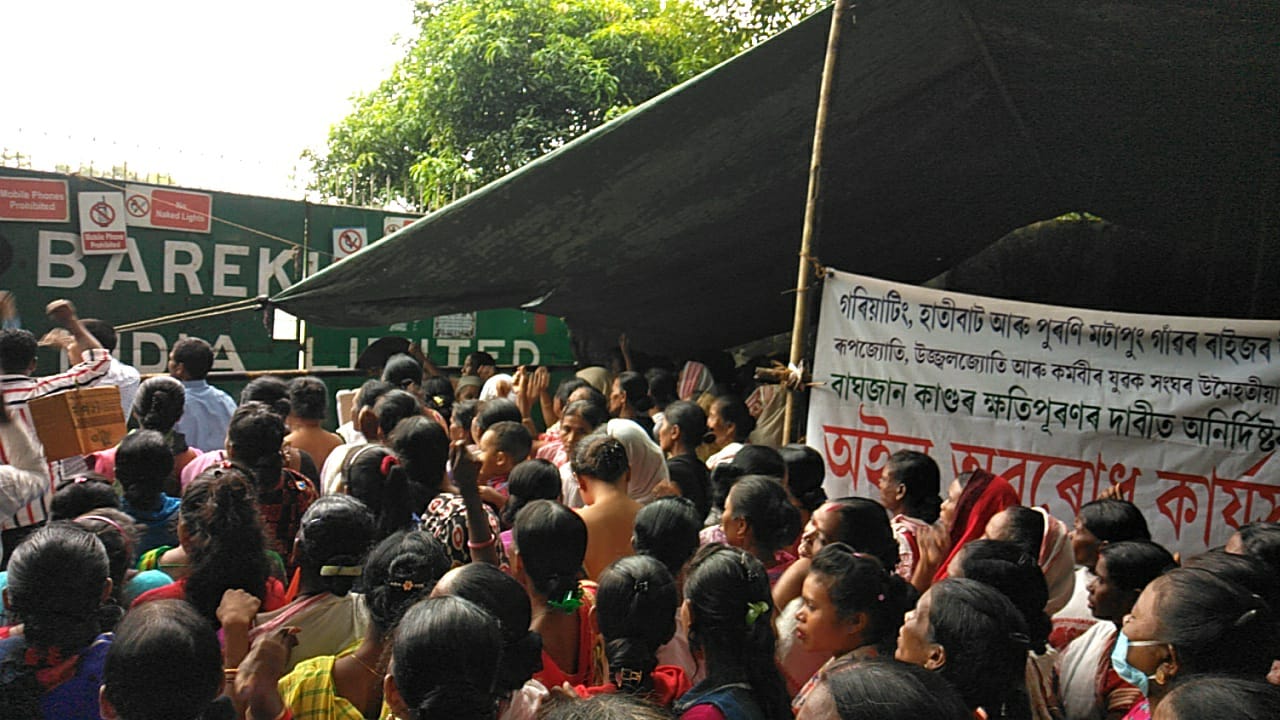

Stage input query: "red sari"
[{"left": 932, "top": 470, "right": 1019, "bottom": 584}]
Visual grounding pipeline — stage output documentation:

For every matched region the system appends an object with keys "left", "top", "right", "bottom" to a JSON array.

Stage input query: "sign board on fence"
[
  {"left": 383, "top": 216, "right": 417, "bottom": 236},
  {"left": 29, "top": 386, "right": 127, "bottom": 460},
  {"left": 124, "top": 184, "right": 213, "bottom": 233},
  {"left": 332, "top": 226, "right": 367, "bottom": 260},
  {"left": 76, "top": 191, "right": 128, "bottom": 254},
  {"left": 0, "top": 177, "right": 69, "bottom": 222},
  {"left": 805, "top": 269, "right": 1280, "bottom": 557}
]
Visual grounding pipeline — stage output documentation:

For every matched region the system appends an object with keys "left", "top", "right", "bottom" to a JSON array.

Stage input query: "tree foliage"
[{"left": 307, "top": 0, "right": 822, "bottom": 209}]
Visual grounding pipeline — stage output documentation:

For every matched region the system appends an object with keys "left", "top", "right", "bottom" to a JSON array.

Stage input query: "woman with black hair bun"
[
  {"left": 0, "top": 524, "right": 113, "bottom": 719},
  {"left": 774, "top": 497, "right": 901, "bottom": 695},
  {"left": 49, "top": 472, "right": 118, "bottom": 520},
  {"left": 674, "top": 543, "right": 791, "bottom": 720},
  {"left": 243, "top": 495, "right": 376, "bottom": 673},
  {"left": 432, "top": 561, "right": 548, "bottom": 719},
  {"left": 719, "top": 475, "right": 802, "bottom": 586},
  {"left": 704, "top": 395, "right": 755, "bottom": 470},
  {"left": 778, "top": 444, "right": 827, "bottom": 527},
  {"left": 951, "top": 540, "right": 1058, "bottom": 720},
  {"left": 635, "top": 497, "right": 705, "bottom": 683},
  {"left": 277, "top": 529, "right": 451, "bottom": 720},
  {"left": 113, "top": 429, "right": 179, "bottom": 554},
  {"left": 100, "top": 600, "right": 226, "bottom": 720},
  {"left": 385, "top": 596, "right": 503, "bottom": 720},
  {"left": 499, "top": 458, "right": 561, "bottom": 554},
  {"left": 610, "top": 371, "right": 655, "bottom": 436},
  {"left": 131, "top": 464, "right": 287, "bottom": 623},
  {"left": 789, "top": 543, "right": 916, "bottom": 715},
  {"left": 512, "top": 499, "right": 604, "bottom": 690},
  {"left": 577, "top": 555, "right": 691, "bottom": 707},
  {"left": 896, "top": 577, "right": 1033, "bottom": 719},
  {"left": 223, "top": 401, "right": 320, "bottom": 555},
  {"left": 1053, "top": 498, "right": 1151, "bottom": 650},
  {"left": 1112, "top": 567, "right": 1276, "bottom": 720},
  {"left": 1057, "top": 540, "right": 1175, "bottom": 720},
  {"left": 73, "top": 508, "right": 171, "bottom": 623},
  {"left": 656, "top": 401, "right": 712, "bottom": 519},
  {"left": 344, "top": 443, "right": 414, "bottom": 541},
  {"left": 796, "top": 658, "right": 971, "bottom": 720},
  {"left": 92, "top": 375, "right": 199, "bottom": 491}
]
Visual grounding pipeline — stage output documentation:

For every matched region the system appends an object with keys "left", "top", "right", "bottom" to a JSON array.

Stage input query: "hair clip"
[
  {"left": 380, "top": 455, "right": 399, "bottom": 476},
  {"left": 744, "top": 601, "right": 770, "bottom": 627},
  {"left": 320, "top": 565, "right": 364, "bottom": 577},
  {"left": 1008, "top": 632, "right": 1030, "bottom": 646},
  {"left": 548, "top": 586, "right": 585, "bottom": 613},
  {"left": 1234, "top": 608, "right": 1261, "bottom": 628},
  {"left": 877, "top": 593, "right": 885, "bottom": 602},
  {"left": 72, "top": 475, "right": 90, "bottom": 484},
  {"left": 615, "top": 669, "right": 644, "bottom": 686},
  {"left": 391, "top": 579, "right": 424, "bottom": 592},
  {"left": 633, "top": 580, "right": 649, "bottom": 594}
]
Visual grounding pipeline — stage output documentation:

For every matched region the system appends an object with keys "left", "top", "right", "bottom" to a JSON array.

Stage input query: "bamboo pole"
[{"left": 783, "top": 0, "right": 851, "bottom": 443}]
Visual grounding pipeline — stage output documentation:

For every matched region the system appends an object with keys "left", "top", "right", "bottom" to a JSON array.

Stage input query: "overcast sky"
[{"left": 2, "top": 1, "right": 415, "bottom": 198}]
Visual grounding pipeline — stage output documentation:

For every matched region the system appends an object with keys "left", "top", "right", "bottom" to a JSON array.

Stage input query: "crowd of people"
[{"left": 0, "top": 300, "right": 1278, "bottom": 720}]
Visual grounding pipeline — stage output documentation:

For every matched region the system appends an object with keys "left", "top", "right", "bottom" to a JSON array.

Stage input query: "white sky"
[{"left": 1, "top": 1, "right": 416, "bottom": 199}]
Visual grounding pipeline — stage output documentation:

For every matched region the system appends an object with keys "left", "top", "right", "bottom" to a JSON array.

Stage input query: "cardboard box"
[{"left": 28, "top": 386, "right": 126, "bottom": 461}]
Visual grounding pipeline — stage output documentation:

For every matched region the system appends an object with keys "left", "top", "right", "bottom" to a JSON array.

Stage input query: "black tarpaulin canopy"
[{"left": 272, "top": 0, "right": 1279, "bottom": 357}]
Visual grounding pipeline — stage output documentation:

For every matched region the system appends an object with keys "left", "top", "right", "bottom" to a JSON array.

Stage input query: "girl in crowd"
[
  {"left": 796, "top": 658, "right": 971, "bottom": 720},
  {"left": 247, "top": 495, "right": 376, "bottom": 673},
  {"left": 1149, "top": 675, "right": 1280, "bottom": 720},
  {"left": 635, "top": 497, "right": 705, "bottom": 681},
  {"left": 774, "top": 497, "right": 901, "bottom": 694},
  {"left": 896, "top": 577, "right": 1032, "bottom": 719},
  {"left": 99, "top": 600, "right": 226, "bottom": 720},
  {"left": 511, "top": 499, "right": 603, "bottom": 689},
  {"left": 606, "top": 417, "right": 670, "bottom": 504},
  {"left": 0, "top": 524, "right": 113, "bottom": 719},
  {"left": 790, "top": 543, "right": 915, "bottom": 714},
  {"left": 1056, "top": 540, "right": 1175, "bottom": 720},
  {"left": 49, "top": 473, "right": 118, "bottom": 521},
  {"left": 719, "top": 475, "right": 802, "bottom": 585},
  {"left": 384, "top": 596, "right": 504, "bottom": 720},
  {"left": 500, "top": 458, "right": 562, "bottom": 554},
  {"left": 344, "top": 443, "right": 414, "bottom": 541},
  {"left": 94, "top": 375, "right": 199, "bottom": 492},
  {"left": 875, "top": 450, "right": 942, "bottom": 584},
  {"left": 778, "top": 444, "right": 827, "bottom": 534},
  {"left": 657, "top": 401, "right": 712, "bottom": 519},
  {"left": 1053, "top": 499, "right": 1151, "bottom": 650},
  {"left": 952, "top": 540, "right": 1057, "bottom": 720},
  {"left": 433, "top": 562, "right": 547, "bottom": 719},
  {"left": 556, "top": 398, "right": 610, "bottom": 508},
  {"left": 985, "top": 505, "right": 1076, "bottom": 615},
  {"left": 580, "top": 555, "right": 691, "bottom": 706},
  {"left": 1225, "top": 520, "right": 1280, "bottom": 574},
  {"left": 422, "top": 375, "right": 456, "bottom": 424},
  {"left": 132, "top": 465, "right": 287, "bottom": 623},
  {"left": 395, "top": 416, "right": 505, "bottom": 567},
  {"left": 225, "top": 401, "right": 320, "bottom": 555},
  {"left": 705, "top": 395, "right": 754, "bottom": 469},
  {"left": 611, "top": 371, "right": 655, "bottom": 436},
  {"left": 73, "top": 509, "right": 169, "bottom": 625},
  {"left": 1114, "top": 568, "right": 1274, "bottom": 719},
  {"left": 114, "top": 430, "right": 180, "bottom": 555},
  {"left": 277, "top": 529, "right": 451, "bottom": 720},
  {"left": 674, "top": 543, "right": 791, "bottom": 720},
  {"left": 919, "top": 469, "right": 1020, "bottom": 589}
]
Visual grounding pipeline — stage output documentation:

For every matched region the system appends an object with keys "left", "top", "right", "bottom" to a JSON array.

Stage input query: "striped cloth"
[{"left": 1, "top": 347, "right": 111, "bottom": 529}]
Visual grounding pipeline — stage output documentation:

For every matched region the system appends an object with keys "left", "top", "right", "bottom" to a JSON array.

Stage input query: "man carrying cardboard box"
[{"left": 0, "top": 299, "right": 110, "bottom": 565}]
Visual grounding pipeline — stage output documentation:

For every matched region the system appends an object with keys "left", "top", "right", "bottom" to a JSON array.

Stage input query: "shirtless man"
[
  {"left": 573, "top": 434, "right": 640, "bottom": 580},
  {"left": 285, "top": 376, "right": 345, "bottom": 469}
]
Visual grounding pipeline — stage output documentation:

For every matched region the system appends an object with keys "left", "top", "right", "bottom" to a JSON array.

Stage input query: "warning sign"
[
  {"left": 124, "top": 184, "right": 213, "bottom": 233},
  {"left": 382, "top": 216, "right": 417, "bottom": 237},
  {"left": 77, "top": 191, "right": 128, "bottom": 254},
  {"left": 332, "top": 227, "right": 368, "bottom": 260},
  {"left": 0, "top": 177, "right": 70, "bottom": 222}
]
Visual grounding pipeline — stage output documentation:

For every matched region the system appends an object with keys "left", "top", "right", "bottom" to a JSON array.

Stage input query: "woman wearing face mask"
[
  {"left": 1110, "top": 567, "right": 1275, "bottom": 719},
  {"left": 1056, "top": 541, "right": 1174, "bottom": 720}
]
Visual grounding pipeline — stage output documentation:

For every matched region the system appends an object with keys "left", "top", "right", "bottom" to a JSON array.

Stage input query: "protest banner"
[{"left": 805, "top": 269, "right": 1280, "bottom": 556}]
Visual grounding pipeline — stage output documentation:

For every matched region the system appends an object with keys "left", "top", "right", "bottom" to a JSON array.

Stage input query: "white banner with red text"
[{"left": 805, "top": 269, "right": 1280, "bottom": 557}]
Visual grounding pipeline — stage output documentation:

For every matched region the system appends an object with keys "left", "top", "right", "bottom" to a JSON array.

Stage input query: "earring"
[{"left": 1155, "top": 665, "right": 1169, "bottom": 686}]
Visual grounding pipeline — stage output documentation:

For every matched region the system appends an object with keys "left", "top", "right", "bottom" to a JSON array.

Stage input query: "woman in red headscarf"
[{"left": 911, "top": 469, "right": 1020, "bottom": 590}]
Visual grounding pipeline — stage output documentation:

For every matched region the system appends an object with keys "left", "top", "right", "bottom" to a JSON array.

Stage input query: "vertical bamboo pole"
[{"left": 783, "top": 0, "right": 851, "bottom": 443}]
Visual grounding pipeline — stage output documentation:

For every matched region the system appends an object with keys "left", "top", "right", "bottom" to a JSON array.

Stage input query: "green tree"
[{"left": 307, "top": 0, "right": 752, "bottom": 209}]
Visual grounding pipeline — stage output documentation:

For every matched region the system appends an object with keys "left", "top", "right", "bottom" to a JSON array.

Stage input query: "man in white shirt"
[{"left": 82, "top": 318, "right": 141, "bottom": 416}]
